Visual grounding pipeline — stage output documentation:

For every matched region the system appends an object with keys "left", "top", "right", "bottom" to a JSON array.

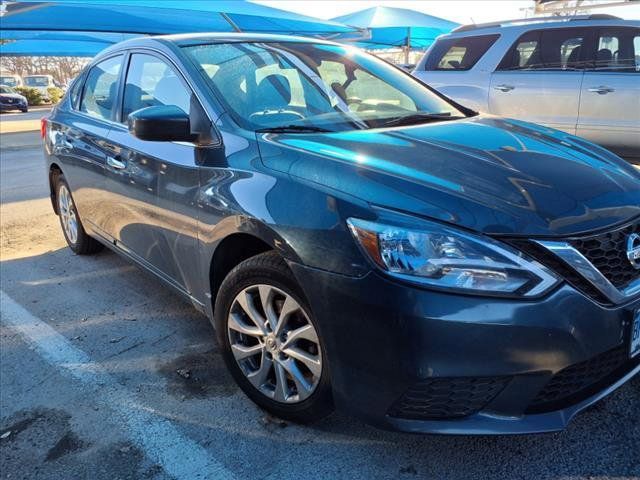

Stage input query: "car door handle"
[
  {"left": 107, "top": 156, "right": 126, "bottom": 170},
  {"left": 588, "top": 86, "right": 614, "bottom": 95},
  {"left": 494, "top": 84, "right": 515, "bottom": 92}
]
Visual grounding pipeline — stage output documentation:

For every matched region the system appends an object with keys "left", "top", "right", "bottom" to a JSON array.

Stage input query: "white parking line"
[{"left": 0, "top": 290, "right": 235, "bottom": 480}]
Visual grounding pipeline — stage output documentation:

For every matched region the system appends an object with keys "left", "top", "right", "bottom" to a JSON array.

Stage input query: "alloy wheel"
[
  {"left": 227, "top": 284, "right": 322, "bottom": 403},
  {"left": 58, "top": 184, "right": 78, "bottom": 244}
]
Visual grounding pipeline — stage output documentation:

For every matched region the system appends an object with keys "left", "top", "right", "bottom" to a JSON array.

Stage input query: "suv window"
[
  {"left": 122, "top": 53, "right": 192, "bottom": 121},
  {"left": 498, "top": 28, "right": 587, "bottom": 70},
  {"left": 590, "top": 27, "right": 640, "bottom": 72},
  {"left": 423, "top": 34, "right": 500, "bottom": 71},
  {"left": 80, "top": 55, "right": 123, "bottom": 121}
]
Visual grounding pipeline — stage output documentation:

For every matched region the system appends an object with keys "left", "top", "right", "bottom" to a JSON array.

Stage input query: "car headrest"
[
  {"left": 154, "top": 74, "right": 187, "bottom": 111},
  {"left": 255, "top": 74, "right": 292, "bottom": 111},
  {"left": 567, "top": 46, "right": 582, "bottom": 66},
  {"left": 596, "top": 48, "right": 613, "bottom": 63}
]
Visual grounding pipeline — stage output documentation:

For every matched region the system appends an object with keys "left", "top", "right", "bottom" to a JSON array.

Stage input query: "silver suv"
[{"left": 413, "top": 15, "right": 640, "bottom": 158}]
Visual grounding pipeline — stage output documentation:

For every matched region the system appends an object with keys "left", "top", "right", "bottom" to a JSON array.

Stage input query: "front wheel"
[
  {"left": 55, "top": 174, "right": 103, "bottom": 255},
  {"left": 214, "top": 251, "right": 334, "bottom": 423}
]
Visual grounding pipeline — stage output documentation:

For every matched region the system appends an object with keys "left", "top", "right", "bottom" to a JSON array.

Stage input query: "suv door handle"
[
  {"left": 494, "top": 84, "right": 515, "bottom": 92},
  {"left": 588, "top": 86, "right": 614, "bottom": 95},
  {"left": 107, "top": 156, "right": 126, "bottom": 170}
]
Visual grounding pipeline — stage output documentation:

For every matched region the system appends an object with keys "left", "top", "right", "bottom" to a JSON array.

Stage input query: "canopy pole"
[
  {"left": 404, "top": 27, "right": 411, "bottom": 64},
  {"left": 220, "top": 12, "right": 242, "bottom": 32}
]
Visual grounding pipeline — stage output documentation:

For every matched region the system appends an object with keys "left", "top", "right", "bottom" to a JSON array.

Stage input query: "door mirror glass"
[{"left": 128, "top": 105, "right": 197, "bottom": 142}]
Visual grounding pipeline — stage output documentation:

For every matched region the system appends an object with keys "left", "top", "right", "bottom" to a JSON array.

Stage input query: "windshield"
[
  {"left": 0, "top": 86, "right": 16, "bottom": 94},
  {"left": 25, "top": 76, "right": 50, "bottom": 86},
  {"left": 0, "top": 77, "right": 18, "bottom": 87},
  {"left": 182, "top": 42, "right": 465, "bottom": 132}
]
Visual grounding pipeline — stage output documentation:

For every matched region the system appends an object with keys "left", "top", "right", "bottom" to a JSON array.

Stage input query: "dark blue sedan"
[
  {"left": 0, "top": 85, "right": 28, "bottom": 112},
  {"left": 42, "top": 33, "right": 640, "bottom": 435}
]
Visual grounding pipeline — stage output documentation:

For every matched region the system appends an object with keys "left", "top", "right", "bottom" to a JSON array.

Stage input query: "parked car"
[
  {"left": 0, "top": 85, "right": 28, "bottom": 112},
  {"left": 23, "top": 74, "right": 59, "bottom": 102},
  {"left": 413, "top": 15, "right": 640, "bottom": 159},
  {"left": 43, "top": 33, "right": 640, "bottom": 435},
  {"left": 0, "top": 73, "right": 24, "bottom": 88}
]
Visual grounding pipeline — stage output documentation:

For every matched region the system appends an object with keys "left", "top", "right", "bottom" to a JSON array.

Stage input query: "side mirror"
[{"left": 128, "top": 105, "right": 198, "bottom": 143}]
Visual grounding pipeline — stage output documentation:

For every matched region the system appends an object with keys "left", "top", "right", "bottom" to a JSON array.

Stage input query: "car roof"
[
  {"left": 442, "top": 15, "right": 639, "bottom": 38},
  {"left": 97, "top": 32, "right": 338, "bottom": 58}
]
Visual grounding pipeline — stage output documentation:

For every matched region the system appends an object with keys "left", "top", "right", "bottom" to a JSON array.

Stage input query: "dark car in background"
[
  {"left": 0, "top": 85, "right": 28, "bottom": 112},
  {"left": 43, "top": 33, "right": 640, "bottom": 435}
]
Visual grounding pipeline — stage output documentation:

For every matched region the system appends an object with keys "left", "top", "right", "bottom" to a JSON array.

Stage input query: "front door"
[
  {"left": 489, "top": 27, "right": 588, "bottom": 135},
  {"left": 102, "top": 52, "right": 201, "bottom": 294},
  {"left": 576, "top": 26, "right": 640, "bottom": 156}
]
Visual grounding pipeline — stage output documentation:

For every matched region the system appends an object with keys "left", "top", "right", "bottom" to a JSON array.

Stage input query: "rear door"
[
  {"left": 489, "top": 27, "right": 588, "bottom": 134},
  {"left": 48, "top": 54, "right": 124, "bottom": 237},
  {"left": 576, "top": 26, "right": 640, "bottom": 156},
  {"left": 102, "top": 51, "right": 201, "bottom": 294}
]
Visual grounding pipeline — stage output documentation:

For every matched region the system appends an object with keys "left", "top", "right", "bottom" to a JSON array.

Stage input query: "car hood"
[
  {"left": 0, "top": 93, "right": 26, "bottom": 101},
  {"left": 257, "top": 116, "right": 640, "bottom": 236}
]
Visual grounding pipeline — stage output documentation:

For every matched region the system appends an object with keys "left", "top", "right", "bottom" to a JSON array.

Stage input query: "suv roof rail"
[{"left": 452, "top": 13, "right": 620, "bottom": 33}]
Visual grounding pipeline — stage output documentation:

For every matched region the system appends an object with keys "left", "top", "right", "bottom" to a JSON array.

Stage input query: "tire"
[
  {"left": 54, "top": 173, "right": 103, "bottom": 255},
  {"left": 214, "top": 251, "right": 334, "bottom": 423},
  {"left": 21, "top": 108, "right": 28, "bottom": 113}
]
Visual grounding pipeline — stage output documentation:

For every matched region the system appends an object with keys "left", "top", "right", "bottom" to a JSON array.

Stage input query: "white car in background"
[
  {"left": 0, "top": 73, "right": 23, "bottom": 88},
  {"left": 23, "top": 74, "right": 60, "bottom": 102},
  {"left": 413, "top": 15, "right": 640, "bottom": 158}
]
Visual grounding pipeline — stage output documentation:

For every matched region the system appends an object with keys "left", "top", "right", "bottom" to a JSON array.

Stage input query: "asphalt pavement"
[{"left": 0, "top": 117, "right": 639, "bottom": 480}]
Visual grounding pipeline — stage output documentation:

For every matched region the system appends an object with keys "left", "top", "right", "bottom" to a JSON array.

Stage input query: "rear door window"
[
  {"left": 79, "top": 55, "right": 123, "bottom": 121},
  {"left": 498, "top": 28, "right": 588, "bottom": 70},
  {"left": 589, "top": 27, "right": 640, "bottom": 72},
  {"left": 423, "top": 34, "right": 500, "bottom": 71}
]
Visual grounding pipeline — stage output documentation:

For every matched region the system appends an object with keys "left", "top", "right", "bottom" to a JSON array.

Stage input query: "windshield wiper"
[
  {"left": 255, "top": 125, "right": 332, "bottom": 133},
  {"left": 380, "top": 113, "right": 465, "bottom": 128}
]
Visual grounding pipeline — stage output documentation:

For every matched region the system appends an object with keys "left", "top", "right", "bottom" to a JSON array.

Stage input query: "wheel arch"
[
  {"left": 207, "top": 216, "right": 303, "bottom": 310},
  {"left": 49, "top": 163, "right": 63, "bottom": 215}
]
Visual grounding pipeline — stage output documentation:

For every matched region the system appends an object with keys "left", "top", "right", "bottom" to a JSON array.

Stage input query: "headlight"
[{"left": 347, "top": 217, "right": 559, "bottom": 297}]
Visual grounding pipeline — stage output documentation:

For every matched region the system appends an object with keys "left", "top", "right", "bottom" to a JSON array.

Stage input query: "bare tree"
[{"left": 0, "top": 55, "right": 90, "bottom": 83}]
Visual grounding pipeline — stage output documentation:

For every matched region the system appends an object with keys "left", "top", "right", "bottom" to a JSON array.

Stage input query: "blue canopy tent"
[
  {"left": 0, "top": 30, "right": 141, "bottom": 56},
  {"left": 0, "top": 0, "right": 357, "bottom": 56},
  {"left": 0, "top": 39, "right": 109, "bottom": 56},
  {"left": 0, "top": 30, "right": 139, "bottom": 43},
  {"left": 1, "top": 0, "right": 354, "bottom": 36},
  {"left": 332, "top": 6, "right": 458, "bottom": 62}
]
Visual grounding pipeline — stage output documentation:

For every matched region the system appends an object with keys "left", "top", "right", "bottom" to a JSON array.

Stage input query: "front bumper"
[
  {"left": 0, "top": 101, "right": 27, "bottom": 111},
  {"left": 290, "top": 263, "right": 640, "bottom": 435}
]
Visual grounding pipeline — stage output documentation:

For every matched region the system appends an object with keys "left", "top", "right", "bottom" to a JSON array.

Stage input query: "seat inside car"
[{"left": 250, "top": 73, "right": 303, "bottom": 124}]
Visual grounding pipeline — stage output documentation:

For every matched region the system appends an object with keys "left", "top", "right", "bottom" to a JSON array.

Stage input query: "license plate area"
[{"left": 631, "top": 310, "right": 640, "bottom": 358}]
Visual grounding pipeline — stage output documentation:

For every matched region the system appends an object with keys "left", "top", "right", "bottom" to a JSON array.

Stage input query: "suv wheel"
[
  {"left": 214, "top": 251, "right": 333, "bottom": 423},
  {"left": 55, "top": 174, "right": 103, "bottom": 255}
]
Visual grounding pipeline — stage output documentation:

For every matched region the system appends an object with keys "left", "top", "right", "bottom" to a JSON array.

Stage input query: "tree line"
[{"left": 0, "top": 56, "right": 90, "bottom": 84}]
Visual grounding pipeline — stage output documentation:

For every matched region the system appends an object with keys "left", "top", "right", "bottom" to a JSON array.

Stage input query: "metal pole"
[
  {"left": 404, "top": 27, "right": 411, "bottom": 64},
  {"left": 220, "top": 12, "right": 242, "bottom": 32}
]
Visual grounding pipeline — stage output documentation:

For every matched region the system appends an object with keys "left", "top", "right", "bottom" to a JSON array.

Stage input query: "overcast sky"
[{"left": 254, "top": 1, "right": 640, "bottom": 24}]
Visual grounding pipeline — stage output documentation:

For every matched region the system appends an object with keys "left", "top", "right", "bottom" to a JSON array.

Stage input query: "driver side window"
[{"left": 122, "top": 53, "right": 192, "bottom": 122}]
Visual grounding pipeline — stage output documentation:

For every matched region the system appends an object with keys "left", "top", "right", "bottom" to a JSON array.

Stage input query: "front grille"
[
  {"left": 526, "top": 345, "right": 638, "bottom": 413},
  {"left": 570, "top": 220, "right": 640, "bottom": 290},
  {"left": 507, "top": 218, "right": 640, "bottom": 304},
  {"left": 388, "top": 376, "right": 511, "bottom": 420},
  {"left": 508, "top": 240, "right": 612, "bottom": 305}
]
